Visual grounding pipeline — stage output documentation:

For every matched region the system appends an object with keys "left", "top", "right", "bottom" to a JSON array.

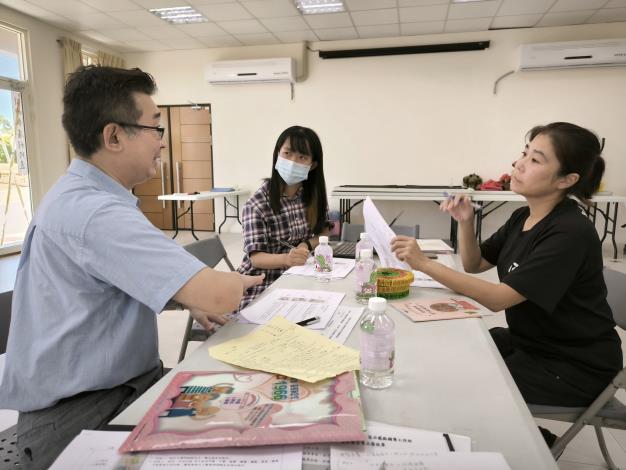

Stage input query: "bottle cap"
[
  {"left": 368, "top": 297, "right": 386, "bottom": 312},
  {"left": 360, "top": 232, "right": 369, "bottom": 240},
  {"left": 319, "top": 235, "right": 329, "bottom": 244},
  {"left": 360, "top": 248, "right": 373, "bottom": 259}
]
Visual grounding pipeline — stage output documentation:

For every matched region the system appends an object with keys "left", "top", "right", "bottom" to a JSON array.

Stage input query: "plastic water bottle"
[
  {"left": 359, "top": 297, "right": 395, "bottom": 389},
  {"left": 355, "top": 249, "right": 377, "bottom": 304},
  {"left": 355, "top": 232, "right": 373, "bottom": 261},
  {"left": 314, "top": 236, "right": 333, "bottom": 282}
]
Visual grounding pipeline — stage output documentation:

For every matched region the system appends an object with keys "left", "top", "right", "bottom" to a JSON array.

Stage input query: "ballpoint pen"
[
  {"left": 443, "top": 432, "right": 455, "bottom": 451},
  {"left": 443, "top": 191, "right": 483, "bottom": 211},
  {"left": 296, "top": 316, "right": 320, "bottom": 326},
  {"left": 279, "top": 239, "right": 313, "bottom": 258},
  {"left": 278, "top": 239, "right": 297, "bottom": 250}
]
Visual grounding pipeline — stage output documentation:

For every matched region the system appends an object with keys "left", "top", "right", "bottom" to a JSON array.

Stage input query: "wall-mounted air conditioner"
[
  {"left": 205, "top": 58, "right": 295, "bottom": 84},
  {"left": 519, "top": 38, "right": 626, "bottom": 71}
]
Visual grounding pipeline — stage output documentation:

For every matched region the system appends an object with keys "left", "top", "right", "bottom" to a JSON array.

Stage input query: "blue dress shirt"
[{"left": 0, "top": 159, "right": 205, "bottom": 412}]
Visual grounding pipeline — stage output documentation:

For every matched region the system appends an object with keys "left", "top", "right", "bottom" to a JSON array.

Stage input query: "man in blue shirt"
[{"left": 0, "top": 66, "right": 263, "bottom": 469}]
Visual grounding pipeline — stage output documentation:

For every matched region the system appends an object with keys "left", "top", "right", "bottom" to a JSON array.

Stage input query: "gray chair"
[
  {"left": 340, "top": 223, "right": 420, "bottom": 242},
  {"left": 0, "top": 290, "right": 12, "bottom": 356},
  {"left": 177, "top": 236, "right": 236, "bottom": 363},
  {"left": 528, "top": 268, "right": 626, "bottom": 469}
]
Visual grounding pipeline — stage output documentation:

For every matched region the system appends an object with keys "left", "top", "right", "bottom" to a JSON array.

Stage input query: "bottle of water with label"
[
  {"left": 355, "top": 249, "right": 377, "bottom": 304},
  {"left": 314, "top": 235, "right": 333, "bottom": 282},
  {"left": 355, "top": 232, "right": 373, "bottom": 261},
  {"left": 359, "top": 297, "right": 395, "bottom": 389}
]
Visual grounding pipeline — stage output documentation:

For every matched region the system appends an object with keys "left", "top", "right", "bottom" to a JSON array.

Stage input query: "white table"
[
  {"left": 111, "top": 266, "right": 558, "bottom": 469},
  {"left": 332, "top": 185, "right": 626, "bottom": 258},
  {"left": 158, "top": 190, "right": 248, "bottom": 239}
]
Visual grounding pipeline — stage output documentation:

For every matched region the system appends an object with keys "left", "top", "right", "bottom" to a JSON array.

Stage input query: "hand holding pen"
[
  {"left": 278, "top": 239, "right": 309, "bottom": 267},
  {"left": 440, "top": 191, "right": 480, "bottom": 223}
]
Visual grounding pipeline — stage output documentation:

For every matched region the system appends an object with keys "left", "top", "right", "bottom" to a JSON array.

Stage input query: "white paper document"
[
  {"left": 303, "top": 445, "right": 330, "bottom": 470},
  {"left": 239, "top": 288, "right": 345, "bottom": 329},
  {"left": 339, "top": 452, "right": 511, "bottom": 469},
  {"left": 330, "top": 421, "right": 472, "bottom": 470},
  {"left": 50, "top": 430, "right": 303, "bottom": 470},
  {"left": 319, "top": 306, "right": 363, "bottom": 344},
  {"left": 284, "top": 258, "right": 355, "bottom": 279},
  {"left": 363, "top": 197, "right": 410, "bottom": 270},
  {"left": 411, "top": 254, "right": 457, "bottom": 289}
]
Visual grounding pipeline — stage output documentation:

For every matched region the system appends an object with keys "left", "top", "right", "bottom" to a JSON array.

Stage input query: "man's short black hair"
[{"left": 62, "top": 66, "right": 157, "bottom": 158}]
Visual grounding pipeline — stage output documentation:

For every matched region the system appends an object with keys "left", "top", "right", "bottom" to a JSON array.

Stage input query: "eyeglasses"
[{"left": 116, "top": 122, "right": 165, "bottom": 139}]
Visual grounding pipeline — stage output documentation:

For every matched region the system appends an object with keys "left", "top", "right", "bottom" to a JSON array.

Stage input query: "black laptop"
[{"left": 330, "top": 241, "right": 359, "bottom": 259}]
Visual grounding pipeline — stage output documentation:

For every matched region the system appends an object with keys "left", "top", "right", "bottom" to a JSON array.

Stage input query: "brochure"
[
  {"left": 119, "top": 371, "right": 365, "bottom": 453},
  {"left": 392, "top": 297, "right": 483, "bottom": 322}
]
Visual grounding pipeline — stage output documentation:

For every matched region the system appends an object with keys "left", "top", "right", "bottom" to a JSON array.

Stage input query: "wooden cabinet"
[
  {"left": 170, "top": 106, "right": 214, "bottom": 231},
  {"left": 134, "top": 105, "right": 214, "bottom": 231}
]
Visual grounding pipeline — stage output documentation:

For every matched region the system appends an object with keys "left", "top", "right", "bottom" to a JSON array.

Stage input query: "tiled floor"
[{"left": 1, "top": 229, "right": 625, "bottom": 468}]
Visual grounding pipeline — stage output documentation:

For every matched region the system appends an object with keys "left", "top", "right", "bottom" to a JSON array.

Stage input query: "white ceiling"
[{"left": 2, "top": 0, "right": 626, "bottom": 53}]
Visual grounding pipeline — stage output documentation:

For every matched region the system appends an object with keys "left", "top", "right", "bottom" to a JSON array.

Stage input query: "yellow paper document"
[{"left": 208, "top": 316, "right": 360, "bottom": 383}]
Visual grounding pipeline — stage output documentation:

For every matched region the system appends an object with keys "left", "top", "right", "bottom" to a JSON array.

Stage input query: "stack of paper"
[
  {"left": 417, "top": 239, "right": 454, "bottom": 253},
  {"left": 331, "top": 421, "right": 511, "bottom": 470}
]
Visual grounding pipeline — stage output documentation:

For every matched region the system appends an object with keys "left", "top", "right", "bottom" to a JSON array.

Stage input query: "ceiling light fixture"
[
  {"left": 149, "top": 6, "right": 208, "bottom": 24},
  {"left": 295, "top": 0, "right": 345, "bottom": 15}
]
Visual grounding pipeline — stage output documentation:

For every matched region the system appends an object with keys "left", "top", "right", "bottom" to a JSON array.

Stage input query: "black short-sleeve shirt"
[{"left": 480, "top": 198, "right": 621, "bottom": 388}]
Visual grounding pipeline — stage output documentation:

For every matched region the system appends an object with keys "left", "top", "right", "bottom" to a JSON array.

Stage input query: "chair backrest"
[
  {"left": 604, "top": 268, "right": 626, "bottom": 330},
  {"left": 183, "top": 236, "right": 235, "bottom": 271},
  {"left": 0, "top": 290, "right": 12, "bottom": 355},
  {"left": 340, "top": 223, "right": 420, "bottom": 242}
]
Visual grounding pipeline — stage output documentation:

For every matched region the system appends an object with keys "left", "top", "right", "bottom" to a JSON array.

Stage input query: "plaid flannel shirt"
[{"left": 237, "top": 181, "right": 315, "bottom": 310}]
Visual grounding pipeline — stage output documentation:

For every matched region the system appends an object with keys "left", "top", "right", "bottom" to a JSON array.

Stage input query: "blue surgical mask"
[{"left": 275, "top": 156, "right": 311, "bottom": 186}]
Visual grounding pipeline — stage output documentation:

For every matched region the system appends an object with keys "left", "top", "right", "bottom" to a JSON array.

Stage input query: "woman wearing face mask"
[
  {"left": 237, "top": 126, "right": 330, "bottom": 310},
  {"left": 391, "top": 123, "right": 621, "bottom": 444}
]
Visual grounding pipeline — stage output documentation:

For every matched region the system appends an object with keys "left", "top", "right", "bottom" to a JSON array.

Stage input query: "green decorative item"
[
  {"left": 462, "top": 173, "right": 483, "bottom": 190},
  {"left": 375, "top": 268, "right": 414, "bottom": 299}
]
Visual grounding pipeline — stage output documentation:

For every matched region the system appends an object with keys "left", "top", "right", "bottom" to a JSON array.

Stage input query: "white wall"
[
  {"left": 125, "top": 22, "right": 626, "bottom": 248},
  {"left": 0, "top": 6, "right": 119, "bottom": 206}
]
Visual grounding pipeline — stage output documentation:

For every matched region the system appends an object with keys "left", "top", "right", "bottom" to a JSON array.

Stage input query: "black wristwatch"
[{"left": 304, "top": 238, "right": 313, "bottom": 251}]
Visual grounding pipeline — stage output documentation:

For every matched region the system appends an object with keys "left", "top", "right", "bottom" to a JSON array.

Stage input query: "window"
[
  {"left": 0, "top": 23, "right": 32, "bottom": 254},
  {"left": 81, "top": 47, "right": 97, "bottom": 66}
]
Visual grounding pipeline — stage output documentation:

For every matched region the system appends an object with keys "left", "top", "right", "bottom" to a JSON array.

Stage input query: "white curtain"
[
  {"left": 97, "top": 50, "right": 126, "bottom": 68},
  {"left": 60, "top": 37, "right": 82, "bottom": 161}
]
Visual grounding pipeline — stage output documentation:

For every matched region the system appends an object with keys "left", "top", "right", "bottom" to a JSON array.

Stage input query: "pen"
[
  {"left": 279, "top": 239, "right": 312, "bottom": 257},
  {"left": 296, "top": 316, "right": 320, "bottom": 326},
  {"left": 443, "top": 191, "right": 483, "bottom": 211},
  {"left": 278, "top": 239, "right": 297, "bottom": 250},
  {"left": 443, "top": 433, "right": 455, "bottom": 451}
]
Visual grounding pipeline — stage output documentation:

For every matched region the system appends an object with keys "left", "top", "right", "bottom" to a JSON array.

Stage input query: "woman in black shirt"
[{"left": 391, "top": 122, "right": 622, "bottom": 409}]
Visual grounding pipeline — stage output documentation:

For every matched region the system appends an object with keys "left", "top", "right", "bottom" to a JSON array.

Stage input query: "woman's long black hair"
[{"left": 269, "top": 126, "right": 328, "bottom": 234}]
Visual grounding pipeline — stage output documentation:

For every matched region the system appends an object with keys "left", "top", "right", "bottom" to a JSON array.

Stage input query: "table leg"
[
  {"left": 190, "top": 201, "right": 198, "bottom": 241},
  {"left": 218, "top": 195, "right": 243, "bottom": 234},
  {"left": 172, "top": 201, "right": 179, "bottom": 239},
  {"left": 609, "top": 202, "right": 619, "bottom": 260}
]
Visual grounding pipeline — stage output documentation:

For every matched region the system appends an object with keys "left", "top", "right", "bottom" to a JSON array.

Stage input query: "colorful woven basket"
[{"left": 375, "top": 268, "right": 414, "bottom": 299}]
